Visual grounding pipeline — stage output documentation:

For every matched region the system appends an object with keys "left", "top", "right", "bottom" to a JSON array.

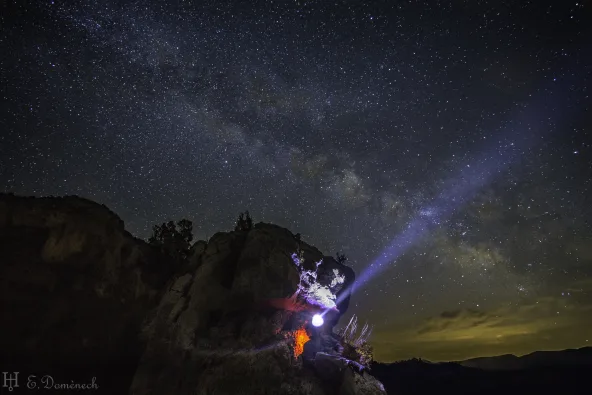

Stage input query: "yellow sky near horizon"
[{"left": 371, "top": 288, "right": 592, "bottom": 362}]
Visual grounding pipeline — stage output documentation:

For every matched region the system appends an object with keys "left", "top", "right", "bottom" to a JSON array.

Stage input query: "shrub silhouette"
[
  {"left": 148, "top": 219, "right": 193, "bottom": 260},
  {"left": 337, "top": 314, "right": 374, "bottom": 367},
  {"left": 335, "top": 252, "right": 348, "bottom": 264},
  {"left": 234, "top": 211, "right": 253, "bottom": 231}
]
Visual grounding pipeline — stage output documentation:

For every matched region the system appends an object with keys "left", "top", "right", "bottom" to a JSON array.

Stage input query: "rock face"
[
  {"left": 130, "top": 222, "right": 365, "bottom": 395},
  {"left": 0, "top": 194, "right": 174, "bottom": 393},
  {"left": 0, "top": 194, "right": 384, "bottom": 395},
  {"left": 314, "top": 353, "right": 387, "bottom": 395}
]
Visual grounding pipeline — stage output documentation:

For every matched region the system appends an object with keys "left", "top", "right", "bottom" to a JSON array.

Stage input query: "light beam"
[{"left": 332, "top": 77, "right": 580, "bottom": 310}]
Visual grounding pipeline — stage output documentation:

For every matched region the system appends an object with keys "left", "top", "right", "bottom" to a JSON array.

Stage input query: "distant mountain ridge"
[
  {"left": 458, "top": 346, "right": 592, "bottom": 370},
  {"left": 371, "top": 347, "right": 592, "bottom": 395}
]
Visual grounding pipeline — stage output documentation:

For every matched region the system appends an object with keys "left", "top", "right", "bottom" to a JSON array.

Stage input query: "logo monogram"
[{"left": 2, "top": 372, "right": 19, "bottom": 392}]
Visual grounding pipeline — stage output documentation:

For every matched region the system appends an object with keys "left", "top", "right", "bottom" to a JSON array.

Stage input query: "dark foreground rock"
[
  {"left": 130, "top": 222, "right": 375, "bottom": 395},
  {"left": 313, "top": 353, "right": 385, "bottom": 395},
  {"left": 371, "top": 354, "right": 592, "bottom": 395},
  {"left": 0, "top": 194, "right": 173, "bottom": 393}
]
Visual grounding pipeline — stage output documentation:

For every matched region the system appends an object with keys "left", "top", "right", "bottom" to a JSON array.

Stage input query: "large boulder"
[
  {"left": 131, "top": 223, "right": 318, "bottom": 394},
  {"left": 131, "top": 222, "right": 383, "bottom": 395},
  {"left": 314, "top": 353, "right": 387, "bottom": 395},
  {"left": 0, "top": 194, "right": 173, "bottom": 393}
]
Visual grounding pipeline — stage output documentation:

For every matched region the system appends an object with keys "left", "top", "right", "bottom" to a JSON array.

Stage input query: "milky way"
[{"left": 1, "top": 0, "right": 591, "bottom": 361}]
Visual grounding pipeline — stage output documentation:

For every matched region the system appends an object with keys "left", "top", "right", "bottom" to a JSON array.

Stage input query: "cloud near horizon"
[{"left": 372, "top": 293, "right": 592, "bottom": 362}]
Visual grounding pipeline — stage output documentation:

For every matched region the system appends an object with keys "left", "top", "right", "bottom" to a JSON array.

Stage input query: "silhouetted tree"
[
  {"left": 148, "top": 219, "right": 193, "bottom": 260},
  {"left": 234, "top": 211, "right": 253, "bottom": 231},
  {"left": 235, "top": 213, "right": 245, "bottom": 231},
  {"left": 245, "top": 210, "right": 253, "bottom": 229},
  {"left": 177, "top": 219, "right": 193, "bottom": 244},
  {"left": 335, "top": 252, "right": 348, "bottom": 264}
]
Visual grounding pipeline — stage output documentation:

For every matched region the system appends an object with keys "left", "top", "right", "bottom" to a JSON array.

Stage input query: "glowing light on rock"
[
  {"left": 291, "top": 252, "right": 342, "bottom": 310},
  {"left": 293, "top": 327, "right": 310, "bottom": 358},
  {"left": 312, "top": 314, "right": 324, "bottom": 327}
]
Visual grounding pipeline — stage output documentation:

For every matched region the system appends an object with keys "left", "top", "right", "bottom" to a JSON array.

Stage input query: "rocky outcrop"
[
  {"left": 0, "top": 193, "right": 174, "bottom": 393},
  {"left": 0, "top": 194, "right": 384, "bottom": 395},
  {"left": 314, "top": 353, "right": 387, "bottom": 395},
  {"left": 131, "top": 222, "right": 359, "bottom": 395}
]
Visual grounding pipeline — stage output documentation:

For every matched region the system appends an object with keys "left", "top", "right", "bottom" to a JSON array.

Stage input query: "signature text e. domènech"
[{"left": 27, "top": 375, "right": 99, "bottom": 390}]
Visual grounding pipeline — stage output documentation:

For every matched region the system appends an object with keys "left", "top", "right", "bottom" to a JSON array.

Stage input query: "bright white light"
[{"left": 312, "top": 314, "right": 324, "bottom": 327}]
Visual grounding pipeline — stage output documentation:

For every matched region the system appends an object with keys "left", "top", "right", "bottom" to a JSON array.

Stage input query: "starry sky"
[{"left": 1, "top": 0, "right": 591, "bottom": 362}]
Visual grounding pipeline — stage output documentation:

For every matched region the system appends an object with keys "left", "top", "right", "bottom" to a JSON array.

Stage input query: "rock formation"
[
  {"left": 0, "top": 193, "right": 385, "bottom": 395},
  {"left": 0, "top": 194, "right": 173, "bottom": 393}
]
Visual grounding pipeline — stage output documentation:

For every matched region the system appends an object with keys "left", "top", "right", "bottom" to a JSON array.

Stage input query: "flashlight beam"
[{"left": 331, "top": 75, "right": 581, "bottom": 311}]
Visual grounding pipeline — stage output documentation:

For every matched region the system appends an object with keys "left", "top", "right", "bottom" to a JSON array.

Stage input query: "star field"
[{"left": 1, "top": 0, "right": 591, "bottom": 361}]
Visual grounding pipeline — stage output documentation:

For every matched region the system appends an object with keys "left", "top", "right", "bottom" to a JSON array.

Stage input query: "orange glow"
[{"left": 293, "top": 327, "right": 310, "bottom": 358}]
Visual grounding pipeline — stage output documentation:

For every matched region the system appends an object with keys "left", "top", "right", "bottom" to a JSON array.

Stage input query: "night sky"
[{"left": 1, "top": 0, "right": 591, "bottom": 362}]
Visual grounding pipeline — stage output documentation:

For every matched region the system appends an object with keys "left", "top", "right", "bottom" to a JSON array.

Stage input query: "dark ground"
[{"left": 371, "top": 358, "right": 591, "bottom": 395}]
